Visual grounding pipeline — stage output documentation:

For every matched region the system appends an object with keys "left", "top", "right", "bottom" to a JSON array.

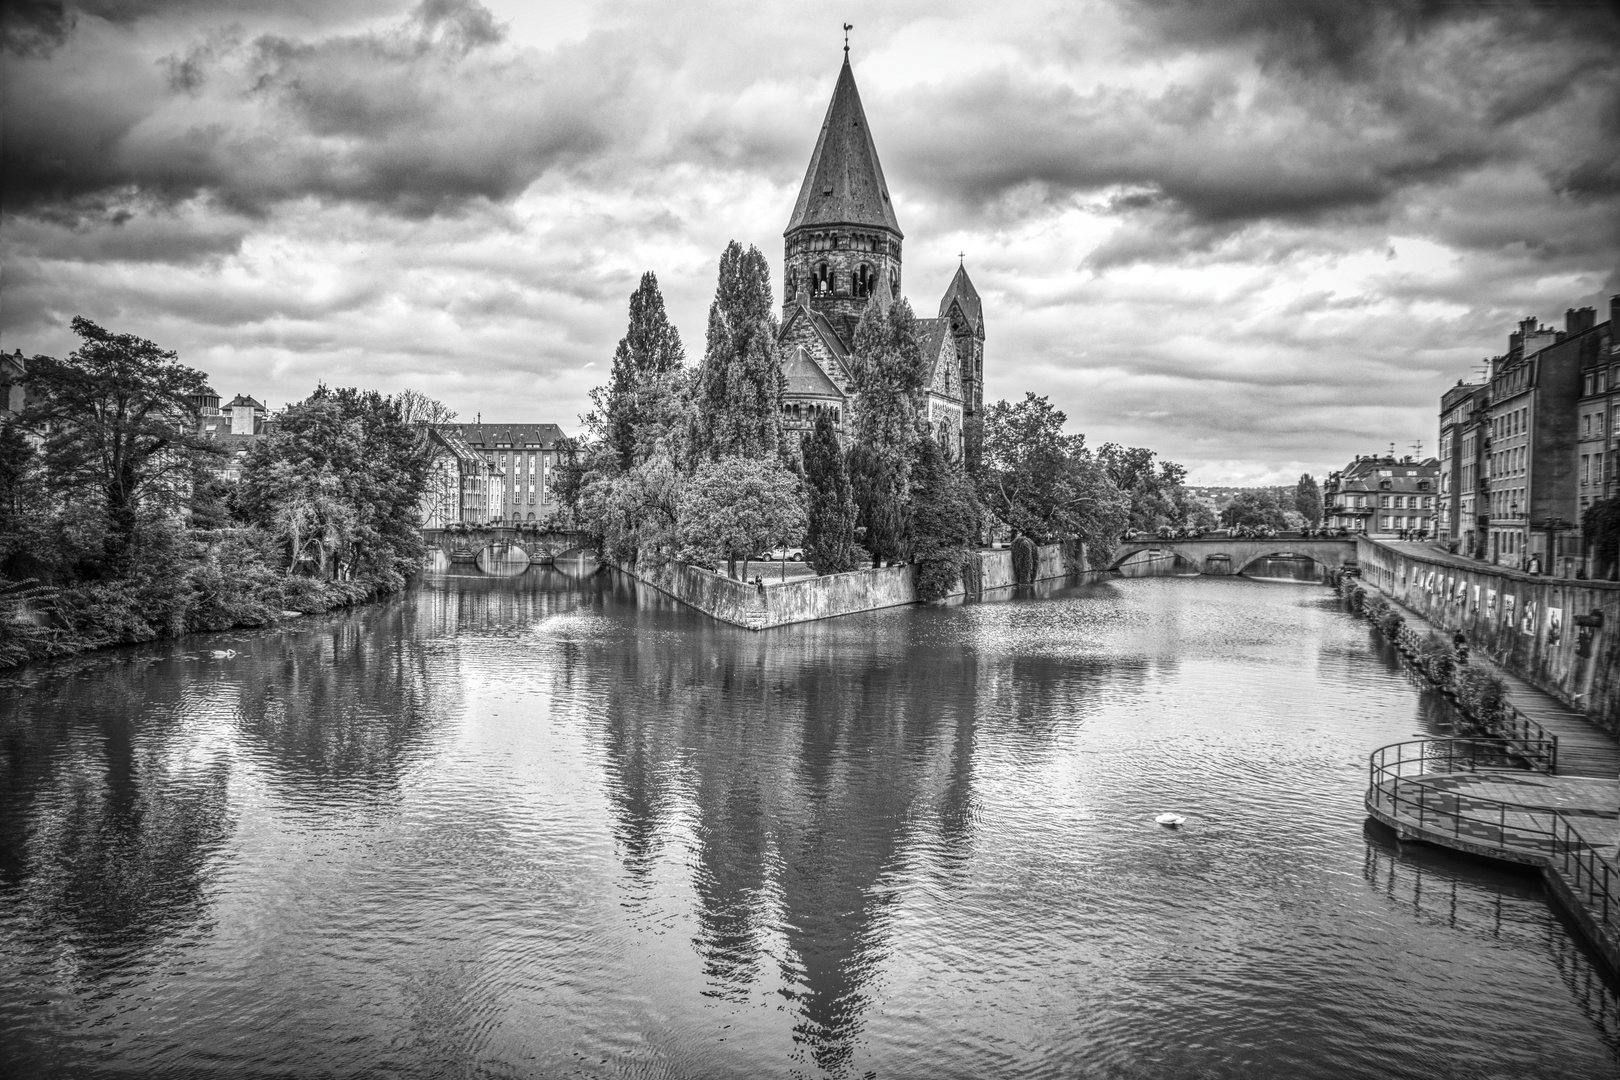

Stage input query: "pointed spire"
[
  {"left": 785, "top": 57, "right": 903, "bottom": 237},
  {"left": 939, "top": 261, "right": 981, "bottom": 328}
]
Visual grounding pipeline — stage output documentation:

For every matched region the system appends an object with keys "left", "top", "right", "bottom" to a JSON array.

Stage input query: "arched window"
[
  {"left": 814, "top": 262, "right": 831, "bottom": 295},
  {"left": 854, "top": 264, "right": 873, "bottom": 298}
]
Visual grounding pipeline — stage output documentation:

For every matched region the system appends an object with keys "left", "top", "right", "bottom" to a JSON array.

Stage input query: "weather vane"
[{"left": 843, "top": 23, "right": 852, "bottom": 54}]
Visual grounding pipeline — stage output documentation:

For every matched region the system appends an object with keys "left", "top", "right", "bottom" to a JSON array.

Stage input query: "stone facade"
[{"left": 777, "top": 55, "right": 981, "bottom": 462}]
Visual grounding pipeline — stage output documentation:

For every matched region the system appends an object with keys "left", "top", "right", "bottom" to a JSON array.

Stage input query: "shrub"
[
  {"left": 1011, "top": 534, "right": 1037, "bottom": 585},
  {"left": 1456, "top": 666, "right": 1509, "bottom": 723},
  {"left": 1416, "top": 633, "right": 1458, "bottom": 686}
]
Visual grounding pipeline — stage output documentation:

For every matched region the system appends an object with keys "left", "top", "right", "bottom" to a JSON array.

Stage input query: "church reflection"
[{"left": 590, "top": 610, "right": 983, "bottom": 1075}]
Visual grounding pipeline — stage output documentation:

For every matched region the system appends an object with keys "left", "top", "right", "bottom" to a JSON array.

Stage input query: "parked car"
[{"left": 760, "top": 547, "right": 805, "bottom": 561}]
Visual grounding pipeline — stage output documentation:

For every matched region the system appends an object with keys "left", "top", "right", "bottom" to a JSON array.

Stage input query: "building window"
[
  {"left": 813, "top": 262, "right": 831, "bottom": 295},
  {"left": 853, "top": 263, "right": 873, "bottom": 298}
]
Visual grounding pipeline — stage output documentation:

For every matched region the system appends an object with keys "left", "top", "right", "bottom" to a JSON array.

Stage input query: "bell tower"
[{"left": 782, "top": 54, "right": 904, "bottom": 343}]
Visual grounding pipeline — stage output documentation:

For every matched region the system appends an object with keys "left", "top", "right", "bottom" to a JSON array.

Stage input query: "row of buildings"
[
  {"left": 1432, "top": 298, "right": 1618, "bottom": 576},
  {"left": 1322, "top": 454, "right": 1442, "bottom": 537}
]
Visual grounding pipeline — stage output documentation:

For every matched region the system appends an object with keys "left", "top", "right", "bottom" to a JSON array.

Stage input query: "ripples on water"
[{"left": 2, "top": 571, "right": 1617, "bottom": 1079}]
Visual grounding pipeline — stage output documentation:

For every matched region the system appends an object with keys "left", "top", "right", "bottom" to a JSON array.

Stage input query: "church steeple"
[
  {"left": 782, "top": 54, "right": 903, "bottom": 338},
  {"left": 786, "top": 57, "right": 903, "bottom": 237}
]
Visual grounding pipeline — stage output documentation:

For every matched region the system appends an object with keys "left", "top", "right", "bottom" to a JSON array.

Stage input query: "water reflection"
[{"left": 3, "top": 572, "right": 1619, "bottom": 1078}]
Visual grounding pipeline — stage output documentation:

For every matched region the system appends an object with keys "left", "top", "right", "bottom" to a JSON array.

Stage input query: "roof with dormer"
[
  {"left": 454, "top": 423, "right": 568, "bottom": 448},
  {"left": 225, "top": 394, "right": 266, "bottom": 410},
  {"left": 938, "top": 263, "right": 982, "bottom": 330},
  {"left": 785, "top": 57, "right": 903, "bottom": 238}
]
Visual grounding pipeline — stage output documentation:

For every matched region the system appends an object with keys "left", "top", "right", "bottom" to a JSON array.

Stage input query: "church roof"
[
  {"left": 915, "top": 317, "right": 952, "bottom": 362},
  {"left": 938, "top": 263, "right": 982, "bottom": 329},
  {"left": 782, "top": 344, "right": 844, "bottom": 400},
  {"left": 785, "top": 57, "right": 903, "bottom": 238}
]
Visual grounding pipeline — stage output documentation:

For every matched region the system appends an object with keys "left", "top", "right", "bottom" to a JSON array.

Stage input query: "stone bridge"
[
  {"left": 1107, "top": 537, "right": 1357, "bottom": 576},
  {"left": 422, "top": 526, "right": 594, "bottom": 562}
]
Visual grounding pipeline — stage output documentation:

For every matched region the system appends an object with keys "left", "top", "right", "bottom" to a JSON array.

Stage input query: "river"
[{"left": 2, "top": 570, "right": 1617, "bottom": 1078}]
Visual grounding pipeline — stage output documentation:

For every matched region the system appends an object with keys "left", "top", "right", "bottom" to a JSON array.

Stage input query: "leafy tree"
[
  {"left": 591, "top": 272, "right": 686, "bottom": 472},
  {"left": 239, "top": 387, "right": 436, "bottom": 587},
  {"left": 579, "top": 453, "right": 683, "bottom": 568},
  {"left": 676, "top": 457, "right": 804, "bottom": 580},
  {"left": 801, "top": 410, "right": 858, "bottom": 574},
  {"left": 17, "top": 317, "right": 221, "bottom": 573},
  {"left": 1098, "top": 442, "right": 1190, "bottom": 531},
  {"left": 847, "top": 291, "right": 928, "bottom": 565},
  {"left": 1221, "top": 490, "right": 1289, "bottom": 530},
  {"left": 979, "top": 393, "right": 1129, "bottom": 559},
  {"left": 1294, "top": 473, "right": 1323, "bottom": 526},
  {"left": 552, "top": 436, "right": 586, "bottom": 522},
  {"left": 693, "top": 243, "right": 783, "bottom": 461},
  {"left": 910, "top": 435, "right": 979, "bottom": 602},
  {"left": 1584, "top": 497, "right": 1620, "bottom": 580}
]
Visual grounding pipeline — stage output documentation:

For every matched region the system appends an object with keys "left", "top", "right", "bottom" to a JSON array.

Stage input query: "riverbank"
[{"left": 0, "top": 529, "right": 407, "bottom": 669}]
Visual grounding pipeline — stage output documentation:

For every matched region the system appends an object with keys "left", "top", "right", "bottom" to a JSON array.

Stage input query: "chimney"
[
  {"left": 1611, "top": 294, "right": 1619, "bottom": 330},
  {"left": 1566, "top": 307, "right": 1595, "bottom": 335}
]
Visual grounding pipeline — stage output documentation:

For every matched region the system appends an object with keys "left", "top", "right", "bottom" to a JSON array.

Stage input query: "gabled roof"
[
  {"left": 781, "top": 300, "right": 854, "bottom": 362},
  {"left": 226, "top": 394, "right": 265, "bottom": 410},
  {"left": 782, "top": 344, "right": 845, "bottom": 400},
  {"left": 915, "top": 317, "right": 951, "bottom": 363},
  {"left": 454, "top": 423, "right": 569, "bottom": 448},
  {"left": 785, "top": 57, "right": 903, "bottom": 237},
  {"left": 938, "top": 263, "right": 981, "bottom": 330},
  {"left": 915, "top": 318, "right": 961, "bottom": 400}
]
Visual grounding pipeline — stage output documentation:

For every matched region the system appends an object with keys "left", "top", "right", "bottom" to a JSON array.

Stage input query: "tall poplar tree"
[
  {"left": 801, "top": 410, "right": 858, "bottom": 574},
  {"left": 1294, "top": 473, "right": 1323, "bottom": 526},
  {"left": 693, "top": 242, "right": 783, "bottom": 461},
  {"left": 593, "top": 272, "right": 685, "bottom": 473},
  {"left": 846, "top": 288, "right": 928, "bottom": 565},
  {"left": 910, "top": 434, "right": 979, "bottom": 601}
]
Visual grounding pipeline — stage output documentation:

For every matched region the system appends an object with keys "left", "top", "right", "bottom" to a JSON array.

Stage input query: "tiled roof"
[
  {"left": 938, "top": 263, "right": 981, "bottom": 329},
  {"left": 453, "top": 423, "right": 569, "bottom": 448},
  {"left": 785, "top": 58, "right": 903, "bottom": 237},
  {"left": 915, "top": 317, "right": 951, "bottom": 362},
  {"left": 225, "top": 394, "right": 265, "bottom": 409},
  {"left": 782, "top": 345, "right": 844, "bottom": 400}
]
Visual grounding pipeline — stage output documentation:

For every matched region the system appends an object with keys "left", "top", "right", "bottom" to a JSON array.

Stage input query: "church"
[{"left": 776, "top": 52, "right": 985, "bottom": 467}]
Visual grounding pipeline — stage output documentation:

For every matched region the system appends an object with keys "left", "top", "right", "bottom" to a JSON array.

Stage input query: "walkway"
[
  {"left": 1362, "top": 579, "right": 1620, "bottom": 778},
  {"left": 1366, "top": 738, "right": 1620, "bottom": 974}
]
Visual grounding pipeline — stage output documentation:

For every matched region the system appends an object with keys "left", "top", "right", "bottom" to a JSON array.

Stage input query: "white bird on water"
[
  {"left": 1155, "top": 813, "right": 1186, "bottom": 827},
  {"left": 210, "top": 649, "right": 236, "bottom": 659}
]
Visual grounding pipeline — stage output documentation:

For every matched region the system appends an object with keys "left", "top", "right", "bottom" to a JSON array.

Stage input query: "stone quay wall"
[
  {"left": 619, "top": 541, "right": 1084, "bottom": 630},
  {"left": 1355, "top": 539, "right": 1620, "bottom": 734}
]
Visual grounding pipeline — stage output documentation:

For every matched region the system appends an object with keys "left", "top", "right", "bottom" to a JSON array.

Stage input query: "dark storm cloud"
[
  {"left": 1, "top": 0, "right": 637, "bottom": 218},
  {"left": 886, "top": 0, "right": 1619, "bottom": 247}
]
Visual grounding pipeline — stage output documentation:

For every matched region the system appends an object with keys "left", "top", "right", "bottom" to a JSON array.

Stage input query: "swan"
[
  {"left": 210, "top": 649, "right": 237, "bottom": 659},
  {"left": 1155, "top": 813, "right": 1186, "bottom": 827}
]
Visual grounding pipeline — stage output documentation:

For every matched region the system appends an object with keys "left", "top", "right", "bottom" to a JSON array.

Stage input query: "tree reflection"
[{"left": 0, "top": 662, "right": 234, "bottom": 984}]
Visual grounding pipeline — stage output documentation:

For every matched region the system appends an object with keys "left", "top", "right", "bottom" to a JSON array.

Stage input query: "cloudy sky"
[{"left": 4, "top": 0, "right": 1618, "bottom": 484}]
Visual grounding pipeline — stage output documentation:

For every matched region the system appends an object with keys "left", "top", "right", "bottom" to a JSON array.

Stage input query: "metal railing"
[
  {"left": 1368, "top": 739, "right": 1620, "bottom": 948},
  {"left": 1387, "top": 623, "right": 1559, "bottom": 773}
]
